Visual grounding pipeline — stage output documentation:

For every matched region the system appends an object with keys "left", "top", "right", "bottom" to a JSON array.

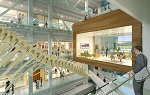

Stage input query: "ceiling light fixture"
[
  {"left": 20, "top": 5, "right": 23, "bottom": 7},
  {"left": 40, "top": 10, "right": 42, "bottom": 11},
  {"left": 9, "top": 2, "right": 12, "bottom": 4},
  {"left": 34, "top": 9, "right": 36, "bottom": 10}
]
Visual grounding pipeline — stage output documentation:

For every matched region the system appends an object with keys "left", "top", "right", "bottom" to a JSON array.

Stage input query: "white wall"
[
  {"left": 76, "top": 34, "right": 94, "bottom": 56},
  {"left": 143, "top": 23, "right": 150, "bottom": 90}
]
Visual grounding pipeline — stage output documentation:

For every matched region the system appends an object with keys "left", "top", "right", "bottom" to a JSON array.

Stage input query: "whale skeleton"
[{"left": 0, "top": 25, "right": 89, "bottom": 81}]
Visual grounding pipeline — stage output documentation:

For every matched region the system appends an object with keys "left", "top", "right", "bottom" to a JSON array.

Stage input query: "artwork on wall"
[{"left": 80, "top": 43, "right": 89, "bottom": 49}]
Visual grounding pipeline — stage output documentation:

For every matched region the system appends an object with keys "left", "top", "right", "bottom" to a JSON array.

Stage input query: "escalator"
[{"left": 87, "top": 69, "right": 134, "bottom": 95}]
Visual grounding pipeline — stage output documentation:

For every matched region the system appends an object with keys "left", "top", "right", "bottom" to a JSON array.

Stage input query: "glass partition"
[{"left": 76, "top": 25, "right": 132, "bottom": 66}]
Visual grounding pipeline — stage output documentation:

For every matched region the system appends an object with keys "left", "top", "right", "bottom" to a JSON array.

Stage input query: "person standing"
[
  {"left": 40, "top": 77, "right": 42, "bottom": 87},
  {"left": 102, "top": 47, "right": 105, "bottom": 57},
  {"left": 106, "top": 47, "right": 108, "bottom": 57},
  {"left": 21, "top": 14, "right": 25, "bottom": 24},
  {"left": 129, "top": 45, "right": 148, "bottom": 95},
  {"left": 17, "top": 13, "right": 21, "bottom": 24},
  {"left": 44, "top": 21, "right": 48, "bottom": 28},
  {"left": 57, "top": 47, "right": 60, "bottom": 56}
]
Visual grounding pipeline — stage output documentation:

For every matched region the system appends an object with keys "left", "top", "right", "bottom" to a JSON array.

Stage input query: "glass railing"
[
  {"left": 86, "top": 72, "right": 133, "bottom": 95},
  {"left": 32, "top": 74, "right": 86, "bottom": 95},
  {"left": 0, "top": 20, "right": 72, "bottom": 32}
]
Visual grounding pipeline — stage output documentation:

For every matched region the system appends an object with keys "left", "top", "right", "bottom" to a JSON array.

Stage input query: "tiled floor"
[{"left": 0, "top": 74, "right": 83, "bottom": 95}]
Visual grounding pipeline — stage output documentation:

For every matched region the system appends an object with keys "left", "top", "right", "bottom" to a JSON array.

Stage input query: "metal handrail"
[
  {"left": 105, "top": 75, "right": 133, "bottom": 95},
  {"left": 87, "top": 71, "right": 133, "bottom": 95}
]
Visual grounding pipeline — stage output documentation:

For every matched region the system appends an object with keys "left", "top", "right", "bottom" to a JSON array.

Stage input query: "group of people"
[
  {"left": 34, "top": 77, "right": 42, "bottom": 89},
  {"left": 101, "top": 47, "right": 108, "bottom": 57},
  {"left": 5, "top": 80, "right": 15, "bottom": 95},
  {"left": 52, "top": 47, "right": 60, "bottom": 56}
]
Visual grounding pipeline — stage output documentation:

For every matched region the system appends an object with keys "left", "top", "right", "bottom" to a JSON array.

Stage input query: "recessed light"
[
  {"left": 34, "top": 9, "right": 36, "bottom": 10},
  {"left": 9, "top": 2, "right": 12, "bottom": 4},
  {"left": 20, "top": 5, "right": 23, "bottom": 7},
  {"left": 40, "top": 10, "right": 42, "bottom": 11}
]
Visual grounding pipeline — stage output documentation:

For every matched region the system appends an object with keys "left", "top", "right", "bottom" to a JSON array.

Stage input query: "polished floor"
[{"left": 0, "top": 74, "right": 83, "bottom": 95}]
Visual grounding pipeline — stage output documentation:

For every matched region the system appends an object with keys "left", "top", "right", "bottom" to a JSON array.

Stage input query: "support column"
[
  {"left": 48, "top": 1, "right": 53, "bottom": 94},
  {"left": 48, "top": 33, "right": 52, "bottom": 54},
  {"left": 28, "top": 69, "right": 33, "bottom": 95},
  {"left": 28, "top": 28, "right": 33, "bottom": 44},
  {"left": 28, "top": 0, "right": 33, "bottom": 26},
  {"left": 48, "top": 66, "right": 52, "bottom": 95},
  {"left": 28, "top": 0, "right": 33, "bottom": 43},
  {"left": 85, "top": 0, "right": 89, "bottom": 12},
  {"left": 48, "top": 0, "right": 53, "bottom": 28},
  {"left": 98, "top": 2, "right": 102, "bottom": 14},
  {"left": 28, "top": 0, "right": 33, "bottom": 94}
]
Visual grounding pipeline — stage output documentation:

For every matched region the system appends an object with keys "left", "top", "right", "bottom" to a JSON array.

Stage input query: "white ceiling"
[
  {"left": 107, "top": 0, "right": 150, "bottom": 24},
  {"left": 0, "top": 0, "right": 101, "bottom": 23}
]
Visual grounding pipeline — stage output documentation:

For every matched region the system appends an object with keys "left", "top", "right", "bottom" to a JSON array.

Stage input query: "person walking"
[
  {"left": 129, "top": 45, "right": 148, "bottom": 95},
  {"left": 5, "top": 80, "right": 10, "bottom": 95},
  {"left": 12, "top": 84, "right": 15, "bottom": 94}
]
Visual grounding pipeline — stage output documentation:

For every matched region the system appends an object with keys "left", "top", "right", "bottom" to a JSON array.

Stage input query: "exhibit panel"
[{"left": 73, "top": 9, "right": 142, "bottom": 73}]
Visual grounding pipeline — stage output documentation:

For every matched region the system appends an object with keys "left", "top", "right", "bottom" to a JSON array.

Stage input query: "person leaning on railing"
[{"left": 129, "top": 45, "right": 149, "bottom": 95}]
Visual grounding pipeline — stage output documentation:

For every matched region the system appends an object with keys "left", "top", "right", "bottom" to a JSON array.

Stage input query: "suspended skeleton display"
[{"left": 0, "top": 25, "right": 89, "bottom": 81}]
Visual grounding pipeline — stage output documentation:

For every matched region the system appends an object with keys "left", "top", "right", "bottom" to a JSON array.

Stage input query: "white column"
[
  {"left": 143, "top": 23, "right": 150, "bottom": 90},
  {"left": 48, "top": 0, "right": 52, "bottom": 28},
  {"left": 28, "top": 0, "right": 33, "bottom": 94},
  {"left": 48, "top": 1, "right": 53, "bottom": 94},
  {"left": 28, "top": 0, "right": 33, "bottom": 25},
  {"left": 98, "top": 2, "right": 102, "bottom": 14},
  {"left": 28, "top": 0, "right": 33, "bottom": 43},
  {"left": 48, "top": 67, "right": 52, "bottom": 95},
  {"left": 48, "top": 67, "right": 52, "bottom": 87},
  {"left": 48, "top": 33, "right": 52, "bottom": 54},
  {"left": 28, "top": 69, "right": 33, "bottom": 95},
  {"left": 85, "top": 0, "right": 89, "bottom": 12}
]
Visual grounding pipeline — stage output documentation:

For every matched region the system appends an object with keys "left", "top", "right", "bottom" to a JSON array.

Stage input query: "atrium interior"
[{"left": 0, "top": 0, "right": 150, "bottom": 95}]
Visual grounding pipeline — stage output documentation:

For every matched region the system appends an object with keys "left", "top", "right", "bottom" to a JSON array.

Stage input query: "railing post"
[
  {"left": 28, "top": 69, "right": 33, "bottom": 95},
  {"left": 85, "top": 0, "right": 89, "bottom": 12}
]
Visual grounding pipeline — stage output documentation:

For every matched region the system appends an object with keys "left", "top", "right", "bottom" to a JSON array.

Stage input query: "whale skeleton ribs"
[{"left": 0, "top": 25, "right": 89, "bottom": 80}]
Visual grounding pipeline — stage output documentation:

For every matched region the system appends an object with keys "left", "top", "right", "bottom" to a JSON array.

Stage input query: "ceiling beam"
[
  {"left": 0, "top": 0, "right": 23, "bottom": 17},
  {"left": 74, "top": 0, "right": 82, "bottom": 8}
]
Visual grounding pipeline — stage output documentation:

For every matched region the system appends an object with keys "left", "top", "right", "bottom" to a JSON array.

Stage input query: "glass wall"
[
  {"left": 76, "top": 26, "right": 132, "bottom": 66},
  {"left": 0, "top": 6, "right": 73, "bottom": 30}
]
